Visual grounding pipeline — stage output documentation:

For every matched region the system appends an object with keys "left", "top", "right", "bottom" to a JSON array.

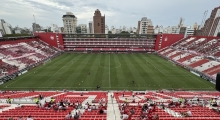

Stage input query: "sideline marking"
[
  {"left": 5, "top": 86, "right": 214, "bottom": 90},
  {"left": 109, "top": 54, "right": 111, "bottom": 88},
  {"left": 145, "top": 59, "right": 190, "bottom": 77}
]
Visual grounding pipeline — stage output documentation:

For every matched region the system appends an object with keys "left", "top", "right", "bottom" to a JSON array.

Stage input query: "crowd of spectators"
[{"left": 0, "top": 61, "right": 18, "bottom": 76}]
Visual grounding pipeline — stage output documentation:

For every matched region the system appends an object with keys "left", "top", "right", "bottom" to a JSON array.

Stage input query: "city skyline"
[{"left": 1, "top": 0, "right": 220, "bottom": 28}]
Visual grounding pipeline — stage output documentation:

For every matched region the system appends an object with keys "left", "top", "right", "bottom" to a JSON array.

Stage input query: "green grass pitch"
[{"left": 0, "top": 53, "right": 215, "bottom": 91}]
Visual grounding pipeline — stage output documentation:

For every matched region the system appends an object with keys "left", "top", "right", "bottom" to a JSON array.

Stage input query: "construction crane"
[{"left": 199, "top": 10, "right": 208, "bottom": 30}]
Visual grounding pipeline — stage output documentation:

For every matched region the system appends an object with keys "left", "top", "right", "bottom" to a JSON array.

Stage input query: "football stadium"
[{"left": 1, "top": 2, "right": 220, "bottom": 120}]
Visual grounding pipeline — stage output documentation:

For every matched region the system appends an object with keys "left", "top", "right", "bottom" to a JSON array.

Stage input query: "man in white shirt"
[
  {"left": 187, "top": 110, "right": 192, "bottom": 117},
  {"left": 122, "top": 114, "right": 128, "bottom": 119}
]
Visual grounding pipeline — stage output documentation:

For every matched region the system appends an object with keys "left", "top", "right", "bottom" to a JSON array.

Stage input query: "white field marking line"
[
  {"left": 109, "top": 54, "right": 111, "bottom": 88},
  {"left": 161, "top": 61, "right": 178, "bottom": 69},
  {"left": 144, "top": 58, "right": 213, "bottom": 88},
  {"left": 5, "top": 86, "right": 214, "bottom": 89},
  {"left": 145, "top": 59, "right": 190, "bottom": 77},
  {"left": 99, "top": 61, "right": 121, "bottom": 69},
  {"left": 52, "top": 57, "right": 77, "bottom": 76},
  {"left": 183, "top": 70, "right": 214, "bottom": 88}
]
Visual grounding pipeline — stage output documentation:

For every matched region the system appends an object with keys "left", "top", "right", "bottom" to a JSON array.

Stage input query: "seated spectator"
[
  {"left": 181, "top": 110, "right": 192, "bottom": 117},
  {"left": 8, "top": 117, "right": 14, "bottom": 120},
  {"left": 74, "top": 112, "right": 79, "bottom": 120},
  {"left": 88, "top": 107, "right": 92, "bottom": 112},
  {"left": 103, "top": 108, "right": 107, "bottom": 114},
  {"left": 186, "top": 110, "right": 192, "bottom": 117},
  {"left": 121, "top": 113, "right": 128, "bottom": 120},
  {"left": 130, "top": 107, "right": 135, "bottom": 115},
  {"left": 17, "top": 104, "right": 23, "bottom": 108},
  {"left": 17, "top": 116, "right": 24, "bottom": 120},
  {"left": 78, "top": 110, "right": 82, "bottom": 117},
  {"left": 26, "top": 115, "right": 33, "bottom": 120},
  {"left": 153, "top": 114, "right": 159, "bottom": 120},
  {"left": 99, "top": 108, "right": 104, "bottom": 114},
  {"left": 213, "top": 108, "right": 220, "bottom": 114},
  {"left": 65, "top": 112, "right": 72, "bottom": 120}
]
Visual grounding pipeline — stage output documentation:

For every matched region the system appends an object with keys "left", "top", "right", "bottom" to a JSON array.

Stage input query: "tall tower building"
[
  {"left": 0, "top": 19, "right": 12, "bottom": 35},
  {"left": 93, "top": 9, "right": 105, "bottom": 34},
  {"left": 62, "top": 12, "right": 77, "bottom": 34},
  {"left": 137, "top": 17, "right": 154, "bottom": 34},
  {"left": 88, "top": 21, "right": 94, "bottom": 34},
  {"left": 202, "top": 6, "right": 220, "bottom": 36}
]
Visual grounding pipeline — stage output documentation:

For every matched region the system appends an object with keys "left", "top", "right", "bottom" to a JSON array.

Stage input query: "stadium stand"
[
  {"left": 1, "top": 34, "right": 220, "bottom": 119},
  {"left": 0, "top": 90, "right": 219, "bottom": 120},
  {"left": 63, "top": 38, "right": 155, "bottom": 52},
  {"left": 158, "top": 36, "right": 220, "bottom": 81},
  {"left": 0, "top": 38, "right": 61, "bottom": 83}
]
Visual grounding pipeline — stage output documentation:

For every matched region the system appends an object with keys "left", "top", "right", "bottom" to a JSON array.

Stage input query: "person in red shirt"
[{"left": 147, "top": 113, "right": 153, "bottom": 120}]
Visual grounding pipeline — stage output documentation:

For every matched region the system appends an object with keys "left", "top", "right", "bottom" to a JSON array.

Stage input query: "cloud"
[{"left": 0, "top": 0, "right": 220, "bottom": 29}]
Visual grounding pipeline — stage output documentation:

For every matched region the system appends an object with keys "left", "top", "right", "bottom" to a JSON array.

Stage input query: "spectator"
[
  {"left": 17, "top": 116, "right": 25, "bottom": 120},
  {"left": 186, "top": 110, "right": 192, "bottom": 117},
  {"left": 78, "top": 110, "right": 82, "bottom": 117},
  {"left": 65, "top": 112, "right": 72, "bottom": 120},
  {"left": 121, "top": 113, "right": 128, "bottom": 120},
  {"left": 8, "top": 117, "right": 14, "bottom": 120},
  {"left": 7, "top": 97, "right": 11, "bottom": 104},
  {"left": 153, "top": 114, "right": 159, "bottom": 120},
  {"left": 74, "top": 112, "right": 79, "bottom": 120},
  {"left": 17, "top": 104, "right": 23, "bottom": 108},
  {"left": 26, "top": 115, "right": 33, "bottom": 120},
  {"left": 99, "top": 108, "right": 104, "bottom": 114}
]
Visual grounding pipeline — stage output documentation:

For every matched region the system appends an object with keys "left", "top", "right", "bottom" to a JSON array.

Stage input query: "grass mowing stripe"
[
  {"left": 109, "top": 54, "right": 111, "bottom": 88},
  {"left": 0, "top": 53, "right": 215, "bottom": 91}
]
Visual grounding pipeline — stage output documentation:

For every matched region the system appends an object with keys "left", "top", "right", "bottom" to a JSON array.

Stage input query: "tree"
[
  {"left": 43, "top": 27, "right": 51, "bottom": 32},
  {"left": 3, "top": 34, "right": 31, "bottom": 37},
  {"left": 120, "top": 31, "right": 129, "bottom": 34},
  {"left": 217, "top": 32, "right": 220, "bottom": 37},
  {"left": 119, "top": 31, "right": 130, "bottom": 38},
  {"left": 108, "top": 31, "right": 112, "bottom": 34}
]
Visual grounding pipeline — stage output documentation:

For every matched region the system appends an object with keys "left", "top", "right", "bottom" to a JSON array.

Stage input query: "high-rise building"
[
  {"left": 62, "top": 12, "right": 77, "bottom": 34},
  {"left": 32, "top": 23, "right": 41, "bottom": 32},
  {"left": 202, "top": 6, "right": 220, "bottom": 36},
  {"left": 51, "top": 24, "right": 59, "bottom": 33},
  {"left": 105, "top": 25, "right": 109, "bottom": 34},
  {"left": 137, "top": 17, "right": 154, "bottom": 34},
  {"left": 93, "top": 9, "right": 105, "bottom": 34},
  {"left": 76, "top": 24, "right": 87, "bottom": 34},
  {"left": 154, "top": 25, "right": 164, "bottom": 34},
  {"left": 88, "top": 21, "right": 94, "bottom": 34},
  {"left": 136, "top": 21, "right": 141, "bottom": 34},
  {"left": 0, "top": 19, "right": 12, "bottom": 35}
]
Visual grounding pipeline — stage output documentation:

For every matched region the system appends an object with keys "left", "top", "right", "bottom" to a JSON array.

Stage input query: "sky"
[{"left": 0, "top": 0, "right": 220, "bottom": 29}]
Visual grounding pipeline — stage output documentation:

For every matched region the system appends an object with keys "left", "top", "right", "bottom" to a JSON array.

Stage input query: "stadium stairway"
[
  {"left": 41, "top": 92, "right": 65, "bottom": 104},
  {"left": 107, "top": 92, "right": 121, "bottom": 120},
  {"left": 161, "top": 107, "right": 182, "bottom": 118}
]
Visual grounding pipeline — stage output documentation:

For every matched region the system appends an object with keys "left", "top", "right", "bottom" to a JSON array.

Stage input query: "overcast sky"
[{"left": 0, "top": 0, "right": 219, "bottom": 29}]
